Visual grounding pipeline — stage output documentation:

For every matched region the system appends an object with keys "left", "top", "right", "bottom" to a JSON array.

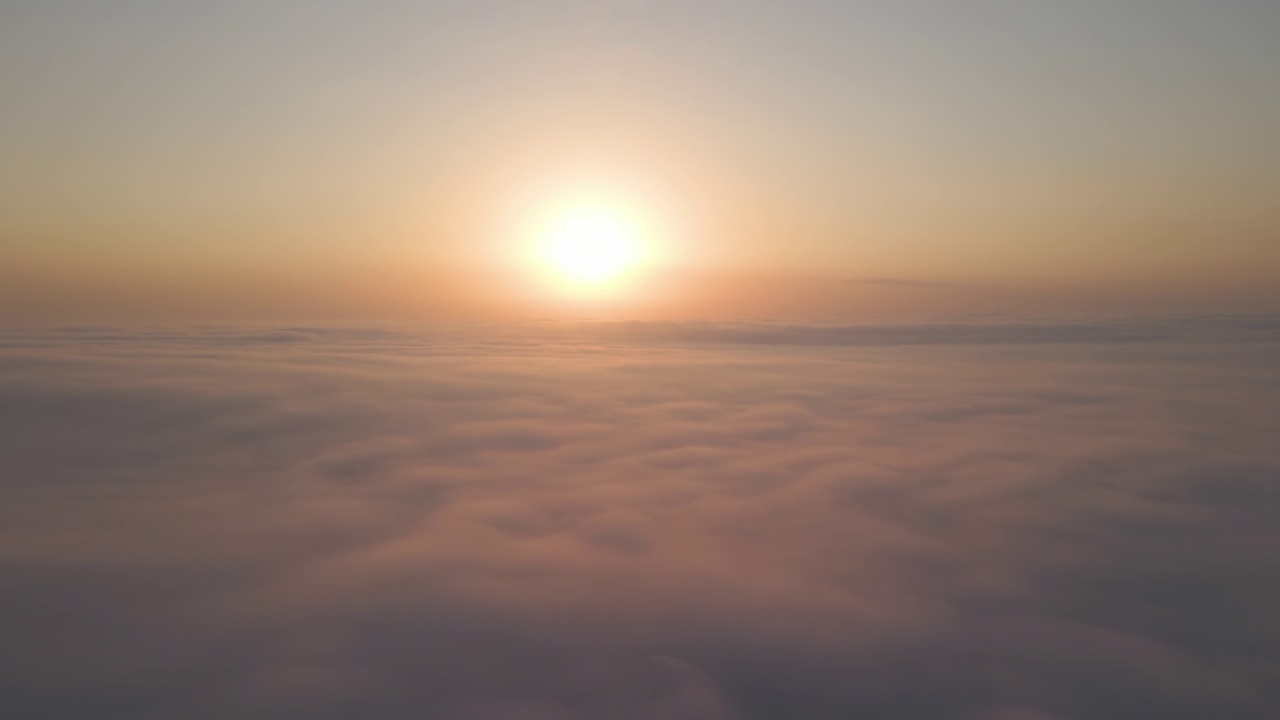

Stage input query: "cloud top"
[{"left": 1, "top": 318, "right": 1278, "bottom": 719}]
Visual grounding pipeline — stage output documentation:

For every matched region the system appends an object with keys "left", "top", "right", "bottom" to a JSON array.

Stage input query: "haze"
[
  {"left": 3, "top": 1, "right": 1279, "bottom": 321},
  {"left": 2, "top": 4, "right": 1279, "bottom": 720}
]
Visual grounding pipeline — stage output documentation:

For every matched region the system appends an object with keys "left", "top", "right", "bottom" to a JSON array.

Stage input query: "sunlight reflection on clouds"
[{"left": 0, "top": 319, "right": 1277, "bottom": 719}]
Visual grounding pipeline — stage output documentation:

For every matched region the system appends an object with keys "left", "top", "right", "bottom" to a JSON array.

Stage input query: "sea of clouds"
[{"left": 1, "top": 318, "right": 1278, "bottom": 719}]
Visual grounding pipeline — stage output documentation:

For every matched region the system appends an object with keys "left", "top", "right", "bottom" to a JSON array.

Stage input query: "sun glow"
[{"left": 538, "top": 203, "right": 646, "bottom": 286}]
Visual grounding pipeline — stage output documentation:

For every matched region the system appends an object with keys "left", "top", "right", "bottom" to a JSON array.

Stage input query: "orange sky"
[{"left": 2, "top": 1, "right": 1278, "bottom": 321}]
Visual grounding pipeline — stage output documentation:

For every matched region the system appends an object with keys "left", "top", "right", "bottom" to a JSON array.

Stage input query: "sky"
[{"left": 2, "top": 0, "right": 1279, "bottom": 320}]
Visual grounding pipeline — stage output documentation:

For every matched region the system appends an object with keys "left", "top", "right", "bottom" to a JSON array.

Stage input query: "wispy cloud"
[{"left": 843, "top": 277, "right": 949, "bottom": 288}]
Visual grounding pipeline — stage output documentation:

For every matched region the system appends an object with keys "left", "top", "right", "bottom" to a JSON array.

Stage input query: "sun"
[{"left": 538, "top": 203, "right": 645, "bottom": 286}]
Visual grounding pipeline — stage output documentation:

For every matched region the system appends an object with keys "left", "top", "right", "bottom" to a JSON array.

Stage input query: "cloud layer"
[{"left": 1, "top": 319, "right": 1278, "bottom": 719}]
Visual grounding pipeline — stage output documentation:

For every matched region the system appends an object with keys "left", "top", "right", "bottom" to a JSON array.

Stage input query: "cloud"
[
  {"left": 584, "top": 314, "right": 1280, "bottom": 346},
  {"left": 0, "top": 319, "right": 1278, "bottom": 719},
  {"left": 843, "top": 277, "right": 949, "bottom": 288}
]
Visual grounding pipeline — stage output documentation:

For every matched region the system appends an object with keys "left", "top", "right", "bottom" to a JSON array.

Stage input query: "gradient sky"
[{"left": 2, "top": 0, "right": 1278, "bottom": 320}]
